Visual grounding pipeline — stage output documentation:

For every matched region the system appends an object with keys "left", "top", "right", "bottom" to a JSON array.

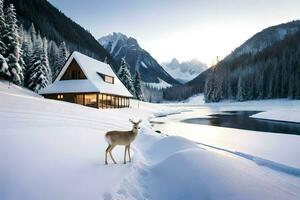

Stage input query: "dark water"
[{"left": 182, "top": 111, "right": 300, "bottom": 135}]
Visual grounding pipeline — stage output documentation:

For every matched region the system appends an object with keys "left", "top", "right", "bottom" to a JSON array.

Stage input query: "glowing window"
[
  {"left": 57, "top": 94, "right": 64, "bottom": 99},
  {"left": 97, "top": 72, "right": 114, "bottom": 84},
  {"left": 104, "top": 75, "right": 114, "bottom": 84}
]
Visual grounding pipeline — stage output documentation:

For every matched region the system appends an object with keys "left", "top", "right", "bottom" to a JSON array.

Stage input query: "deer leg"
[
  {"left": 124, "top": 146, "right": 127, "bottom": 164},
  {"left": 128, "top": 145, "right": 131, "bottom": 162},
  {"left": 105, "top": 145, "right": 111, "bottom": 165},
  {"left": 109, "top": 145, "right": 117, "bottom": 164}
]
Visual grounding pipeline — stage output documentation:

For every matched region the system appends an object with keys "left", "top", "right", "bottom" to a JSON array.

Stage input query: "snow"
[
  {"left": 156, "top": 94, "right": 300, "bottom": 170},
  {"left": 143, "top": 78, "right": 172, "bottom": 89},
  {"left": 0, "top": 80, "right": 40, "bottom": 97},
  {"left": 1, "top": 83, "right": 300, "bottom": 200},
  {"left": 140, "top": 61, "right": 148, "bottom": 69},
  {"left": 179, "top": 93, "right": 205, "bottom": 105},
  {"left": 39, "top": 51, "right": 132, "bottom": 97},
  {"left": 251, "top": 109, "right": 300, "bottom": 123}
]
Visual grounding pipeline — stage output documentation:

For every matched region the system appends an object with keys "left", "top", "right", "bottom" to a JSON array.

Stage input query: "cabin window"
[
  {"left": 74, "top": 94, "right": 84, "bottom": 105},
  {"left": 97, "top": 72, "right": 114, "bottom": 84},
  {"left": 57, "top": 94, "right": 63, "bottom": 99},
  {"left": 106, "top": 95, "right": 112, "bottom": 108},
  {"left": 84, "top": 94, "right": 97, "bottom": 108},
  {"left": 98, "top": 94, "right": 103, "bottom": 108},
  {"left": 111, "top": 96, "right": 117, "bottom": 108},
  {"left": 102, "top": 94, "right": 107, "bottom": 108},
  {"left": 104, "top": 75, "right": 114, "bottom": 84},
  {"left": 97, "top": 94, "right": 129, "bottom": 109}
]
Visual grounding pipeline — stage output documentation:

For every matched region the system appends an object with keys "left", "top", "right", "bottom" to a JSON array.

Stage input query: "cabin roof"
[{"left": 38, "top": 51, "right": 133, "bottom": 97}]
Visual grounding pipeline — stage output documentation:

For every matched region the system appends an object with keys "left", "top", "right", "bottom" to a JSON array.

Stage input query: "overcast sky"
[{"left": 48, "top": 0, "right": 300, "bottom": 65}]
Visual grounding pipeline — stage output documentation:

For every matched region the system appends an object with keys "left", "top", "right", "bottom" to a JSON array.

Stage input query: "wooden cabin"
[{"left": 39, "top": 51, "right": 133, "bottom": 108}]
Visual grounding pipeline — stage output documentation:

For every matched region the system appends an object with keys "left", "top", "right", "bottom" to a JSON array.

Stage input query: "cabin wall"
[{"left": 42, "top": 93, "right": 130, "bottom": 109}]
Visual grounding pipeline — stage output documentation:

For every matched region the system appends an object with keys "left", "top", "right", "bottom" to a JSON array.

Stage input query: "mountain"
[
  {"left": 98, "top": 32, "right": 179, "bottom": 88},
  {"left": 161, "top": 58, "right": 207, "bottom": 84},
  {"left": 164, "top": 20, "right": 300, "bottom": 102},
  {"left": 5, "top": 0, "right": 114, "bottom": 65},
  {"left": 204, "top": 20, "right": 300, "bottom": 102},
  {"left": 227, "top": 20, "right": 300, "bottom": 60}
]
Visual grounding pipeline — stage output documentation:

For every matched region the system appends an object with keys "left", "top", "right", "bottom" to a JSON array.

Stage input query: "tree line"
[{"left": 204, "top": 29, "right": 300, "bottom": 102}]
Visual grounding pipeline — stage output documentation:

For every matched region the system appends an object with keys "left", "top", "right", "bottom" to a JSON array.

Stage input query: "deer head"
[{"left": 129, "top": 119, "right": 142, "bottom": 130}]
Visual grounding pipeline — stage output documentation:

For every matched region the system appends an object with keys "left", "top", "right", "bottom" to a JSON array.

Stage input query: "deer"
[{"left": 105, "top": 119, "right": 142, "bottom": 165}]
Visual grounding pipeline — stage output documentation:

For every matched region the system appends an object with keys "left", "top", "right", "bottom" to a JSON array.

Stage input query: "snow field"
[{"left": 1, "top": 85, "right": 300, "bottom": 200}]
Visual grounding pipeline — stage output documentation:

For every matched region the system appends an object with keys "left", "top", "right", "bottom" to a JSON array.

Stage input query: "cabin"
[{"left": 39, "top": 51, "right": 133, "bottom": 108}]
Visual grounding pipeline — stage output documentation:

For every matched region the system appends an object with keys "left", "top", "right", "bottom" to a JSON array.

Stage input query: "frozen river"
[{"left": 151, "top": 104, "right": 300, "bottom": 170}]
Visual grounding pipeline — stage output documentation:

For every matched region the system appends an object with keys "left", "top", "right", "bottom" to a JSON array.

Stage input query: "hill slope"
[
  {"left": 228, "top": 20, "right": 300, "bottom": 60},
  {"left": 5, "top": 0, "right": 114, "bottom": 64}
]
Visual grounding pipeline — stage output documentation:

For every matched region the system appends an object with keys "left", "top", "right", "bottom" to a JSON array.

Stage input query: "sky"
[{"left": 48, "top": 0, "right": 300, "bottom": 66}]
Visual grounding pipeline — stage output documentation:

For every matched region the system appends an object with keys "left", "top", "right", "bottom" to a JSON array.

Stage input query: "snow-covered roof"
[{"left": 39, "top": 51, "right": 133, "bottom": 97}]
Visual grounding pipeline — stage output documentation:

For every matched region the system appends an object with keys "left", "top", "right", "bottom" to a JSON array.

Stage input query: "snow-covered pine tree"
[
  {"left": 0, "top": 0, "right": 9, "bottom": 79},
  {"left": 47, "top": 40, "right": 59, "bottom": 75},
  {"left": 18, "top": 24, "right": 27, "bottom": 85},
  {"left": 117, "top": 58, "right": 135, "bottom": 95},
  {"left": 0, "top": 0, "right": 6, "bottom": 55},
  {"left": 4, "top": 4, "right": 23, "bottom": 85},
  {"left": 26, "top": 33, "right": 50, "bottom": 92},
  {"left": 0, "top": 54, "right": 9, "bottom": 79},
  {"left": 133, "top": 70, "right": 144, "bottom": 100},
  {"left": 54, "top": 41, "right": 68, "bottom": 78},
  {"left": 42, "top": 37, "right": 52, "bottom": 83},
  {"left": 22, "top": 30, "right": 33, "bottom": 78},
  {"left": 29, "top": 23, "right": 36, "bottom": 43}
]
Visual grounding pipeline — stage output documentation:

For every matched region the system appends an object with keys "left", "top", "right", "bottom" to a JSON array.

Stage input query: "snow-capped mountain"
[
  {"left": 227, "top": 20, "right": 300, "bottom": 60},
  {"left": 161, "top": 58, "right": 207, "bottom": 84},
  {"left": 98, "top": 33, "right": 179, "bottom": 88}
]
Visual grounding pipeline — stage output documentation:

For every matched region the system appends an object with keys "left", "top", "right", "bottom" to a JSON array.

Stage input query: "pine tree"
[
  {"left": 133, "top": 70, "right": 144, "bottom": 100},
  {"left": 237, "top": 76, "right": 247, "bottom": 101},
  {"left": 42, "top": 37, "right": 52, "bottom": 83},
  {"left": 26, "top": 33, "right": 50, "bottom": 92},
  {"left": 29, "top": 23, "right": 36, "bottom": 42},
  {"left": 0, "top": 0, "right": 6, "bottom": 55},
  {"left": 47, "top": 40, "right": 59, "bottom": 74},
  {"left": 54, "top": 41, "right": 68, "bottom": 78},
  {"left": 4, "top": 4, "right": 23, "bottom": 85},
  {"left": 0, "top": 0, "right": 9, "bottom": 79},
  {"left": 18, "top": 24, "right": 26, "bottom": 85},
  {"left": 0, "top": 54, "right": 9, "bottom": 79},
  {"left": 118, "top": 58, "right": 135, "bottom": 95}
]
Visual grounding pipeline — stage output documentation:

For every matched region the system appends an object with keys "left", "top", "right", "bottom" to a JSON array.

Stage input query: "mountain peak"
[
  {"left": 162, "top": 58, "right": 207, "bottom": 84},
  {"left": 98, "top": 33, "right": 178, "bottom": 88},
  {"left": 170, "top": 58, "right": 179, "bottom": 64}
]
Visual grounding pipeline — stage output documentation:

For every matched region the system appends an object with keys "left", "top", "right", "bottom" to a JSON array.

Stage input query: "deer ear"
[
  {"left": 129, "top": 119, "right": 134, "bottom": 123},
  {"left": 138, "top": 120, "right": 142, "bottom": 124}
]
